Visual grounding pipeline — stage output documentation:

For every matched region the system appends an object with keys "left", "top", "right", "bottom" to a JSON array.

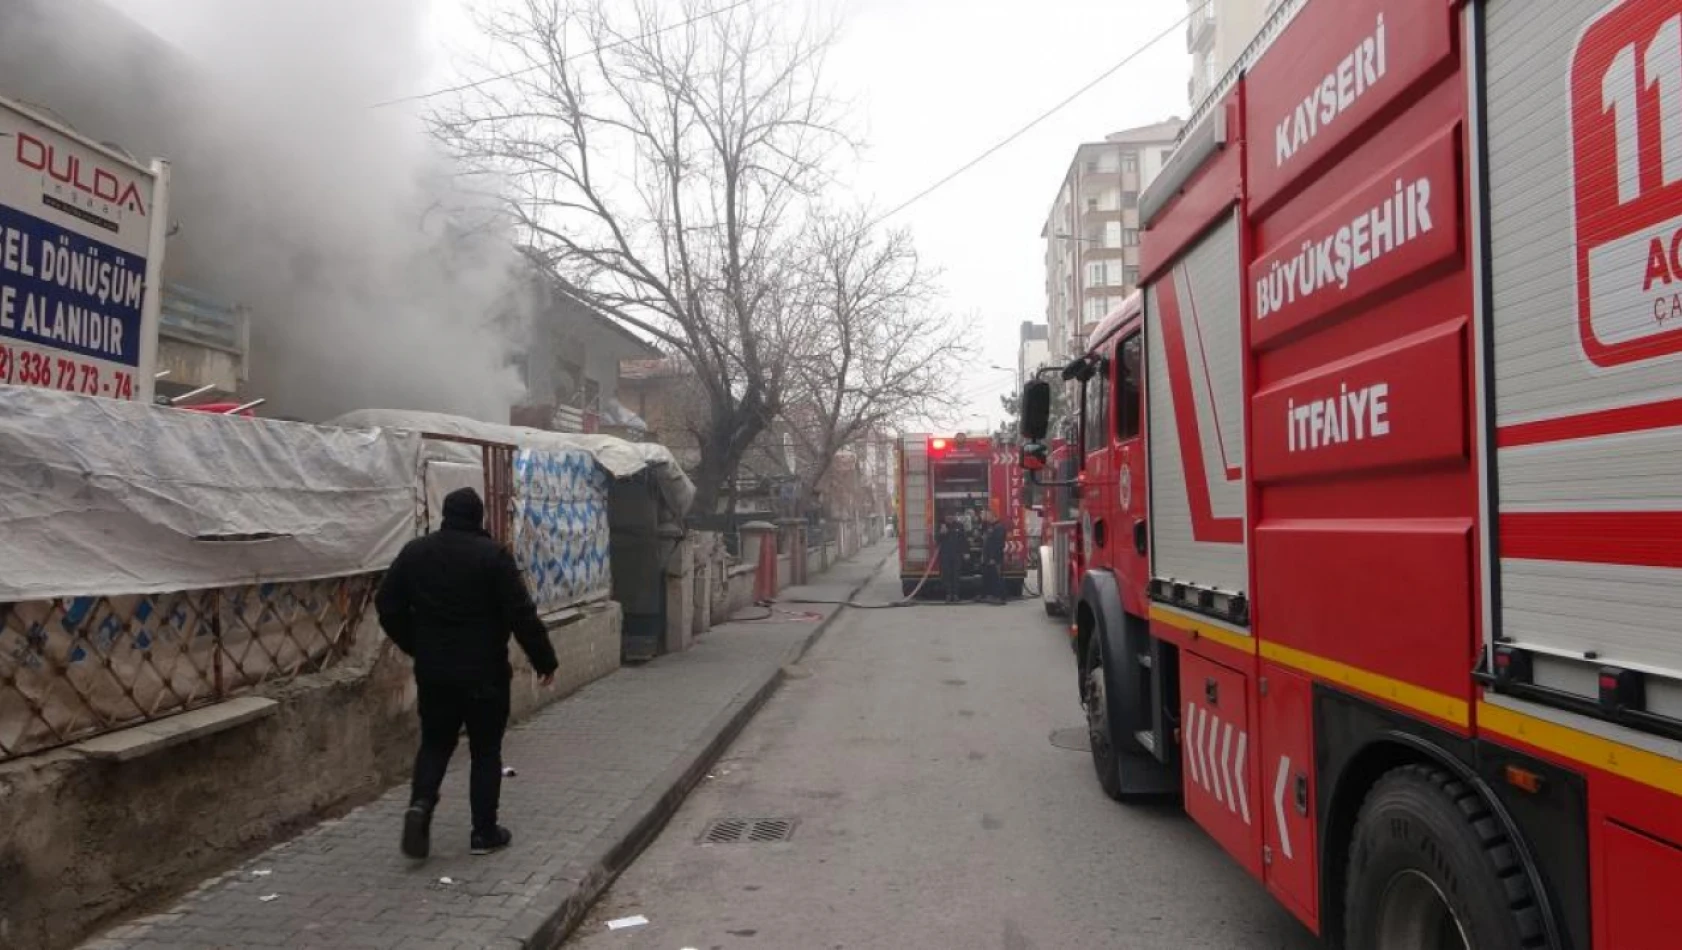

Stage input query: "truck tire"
[
  {"left": 1344, "top": 764, "right": 1546, "bottom": 950},
  {"left": 1084, "top": 632, "right": 1125, "bottom": 801}
]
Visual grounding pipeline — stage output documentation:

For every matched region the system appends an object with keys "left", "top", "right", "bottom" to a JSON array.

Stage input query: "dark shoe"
[
  {"left": 470, "top": 825, "right": 513, "bottom": 855},
  {"left": 401, "top": 804, "right": 432, "bottom": 859}
]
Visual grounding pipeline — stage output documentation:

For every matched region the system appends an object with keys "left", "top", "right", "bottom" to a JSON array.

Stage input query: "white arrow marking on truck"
[
  {"left": 1224, "top": 723, "right": 1237, "bottom": 810},
  {"left": 1208, "top": 715, "right": 1225, "bottom": 806},
  {"left": 1234, "top": 731, "right": 1251, "bottom": 825},
  {"left": 1274, "top": 756, "right": 1294, "bottom": 860},
  {"left": 1193, "top": 707, "right": 1211, "bottom": 793},
  {"left": 1185, "top": 701, "right": 1203, "bottom": 788}
]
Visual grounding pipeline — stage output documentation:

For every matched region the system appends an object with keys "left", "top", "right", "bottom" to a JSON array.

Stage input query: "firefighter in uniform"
[
  {"left": 979, "top": 508, "right": 1007, "bottom": 605},
  {"left": 936, "top": 514, "right": 966, "bottom": 603}
]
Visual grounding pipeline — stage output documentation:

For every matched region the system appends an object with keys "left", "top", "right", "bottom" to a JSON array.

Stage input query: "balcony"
[
  {"left": 1187, "top": 7, "right": 1215, "bottom": 51},
  {"left": 155, "top": 283, "right": 250, "bottom": 399}
]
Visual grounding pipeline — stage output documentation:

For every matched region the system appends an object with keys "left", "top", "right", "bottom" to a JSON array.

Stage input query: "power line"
[
  {"left": 870, "top": 3, "right": 1202, "bottom": 225},
  {"left": 369, "top": 0, "right": 756, "bottom": 109}
]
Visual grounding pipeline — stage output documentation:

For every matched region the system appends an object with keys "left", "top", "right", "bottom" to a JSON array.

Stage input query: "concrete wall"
[
  {"left": 155, "top": 336, "right": 242, "bottom": 396},
  {"left": 0, "top": 600, "right": 619, "bottom": 950},
  {"left": 721, "top": 565, "right": 758, "bottom": 620}
]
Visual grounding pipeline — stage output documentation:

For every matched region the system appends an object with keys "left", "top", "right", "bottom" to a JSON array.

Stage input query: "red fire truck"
[
  {"left": 1017, "top": 1, "right": 1682, "bottom": 947},
  {"left": 896, "top": 433, "right": 1028, "bottom": 599}
]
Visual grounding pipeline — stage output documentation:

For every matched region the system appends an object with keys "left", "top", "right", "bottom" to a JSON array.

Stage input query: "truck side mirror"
[
  {"left": 1019, "top": 441, "right": 1048, "bottom": 471},
  {"left": 1019, "top": 380, "right": 1052, "bottom": 441}
]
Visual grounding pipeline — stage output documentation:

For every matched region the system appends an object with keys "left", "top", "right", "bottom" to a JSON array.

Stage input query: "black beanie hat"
[{"left": 442, "top": 487, "right": 485, "bottom": 528}]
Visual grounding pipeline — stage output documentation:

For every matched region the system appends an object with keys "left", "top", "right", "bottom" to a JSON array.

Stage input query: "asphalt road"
[{"left": 569, "top": 564, "right": 1319, "bottom": 950}]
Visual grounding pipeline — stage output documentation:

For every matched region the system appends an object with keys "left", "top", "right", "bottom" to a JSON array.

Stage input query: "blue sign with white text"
[{"left": 0, "top": 202, "right": 146, "bottom": 367}]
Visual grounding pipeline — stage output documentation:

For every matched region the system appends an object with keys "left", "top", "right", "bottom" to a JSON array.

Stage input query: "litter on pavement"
[
  {"left": 502, "top": 766, "right": 518, "bottom": 777},
  {"left": 439, "top": 877, "right": 454, "bottom": 885},
  {"left": 605, "top": 915, "right": 649, "bottom": 930},
  {"left": 250, "top": 869, "right": 272, "bottom": 877},
  {"left": 258, "top": 894, "right": 278, "bottom": 903}
]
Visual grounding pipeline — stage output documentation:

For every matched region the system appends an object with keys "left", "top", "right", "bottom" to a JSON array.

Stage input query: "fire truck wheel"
[
  {"left": 1083, "top": 633, "right": 1124, "bottom": 801},
  {"left": 1344, "top": 764, "right": 1545, "bottom": 950}
]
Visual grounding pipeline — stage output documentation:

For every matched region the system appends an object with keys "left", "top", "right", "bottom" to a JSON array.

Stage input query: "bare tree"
[
  {"left": 784, "top": 208, "right": 968, "bottom": 509},
  {"left": 432, "top": 0, "right": 850, "bottom": 513}
]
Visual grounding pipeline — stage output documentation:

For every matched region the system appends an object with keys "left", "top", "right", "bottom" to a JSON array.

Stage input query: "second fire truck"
[
  {"left": 895, "top": 432, "right": 1028, "bottom": 599},
  {"left": 1019, "top": 1, "right": 1682, "bottom": 948}
]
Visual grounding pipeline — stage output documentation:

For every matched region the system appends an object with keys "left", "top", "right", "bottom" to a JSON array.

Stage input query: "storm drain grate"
[{"left": 701, "top": 817, "right": 796, "bottom": 844}]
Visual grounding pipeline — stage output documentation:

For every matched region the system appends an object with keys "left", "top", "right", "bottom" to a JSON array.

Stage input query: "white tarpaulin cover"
[
  {"left": 0, "top": 387, "right": 423, "bottom": 600},
  {"left": 329, "top": 408, "right": 695, "bottom": 517}
]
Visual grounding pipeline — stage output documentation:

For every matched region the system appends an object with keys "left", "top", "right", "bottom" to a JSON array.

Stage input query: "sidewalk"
[{"left": 81, "top": 542, "right": 896, "bottom": 950}]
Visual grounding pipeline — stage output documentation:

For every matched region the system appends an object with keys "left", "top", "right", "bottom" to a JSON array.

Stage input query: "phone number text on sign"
[
  {"left": 0, "top": 342, "right": 135, "bottom": 398},
  {"left": 1571, "top": 3, "right": 1682, "bottom": 366}
]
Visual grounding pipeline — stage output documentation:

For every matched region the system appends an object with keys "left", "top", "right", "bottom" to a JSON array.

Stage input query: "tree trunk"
[
  {"left": 689, "top": 408, "right": 769, "bottom": 517},
  {"left": 690, "top": 436, "right": 736, "bottom": 517}
]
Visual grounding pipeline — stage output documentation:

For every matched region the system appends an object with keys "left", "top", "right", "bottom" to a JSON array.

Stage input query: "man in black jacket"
[{"left": 376, "top": 487, "right": 559, "bottom": 860}]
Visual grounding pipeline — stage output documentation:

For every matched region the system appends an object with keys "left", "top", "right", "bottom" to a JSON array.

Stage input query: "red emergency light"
[{"left": 929, "top": 437, "right": 948, "bottom": 451}]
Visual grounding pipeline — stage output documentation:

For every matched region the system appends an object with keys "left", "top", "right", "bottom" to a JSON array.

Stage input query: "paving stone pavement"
[{"left": 80, "top": 544, "right": 894, "bottom": 950}]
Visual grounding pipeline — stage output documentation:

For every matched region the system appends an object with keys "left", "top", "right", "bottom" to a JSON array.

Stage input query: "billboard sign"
[{"left": 0, "top": 96, "right": 167, "bottom": 402}]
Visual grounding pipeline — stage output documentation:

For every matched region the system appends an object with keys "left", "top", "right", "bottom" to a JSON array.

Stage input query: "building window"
[
  {"left": 1105, "top": 221, "right": 1122, "bottom": 247},
  {"left": 1085, "top": 160, "right": 1099, "bottom": 174},
  {"left": 1123, "top": 228, "right": 1139, "bottom": 247},
  {"left": 1123, "top": 266, "right": 1140, "bottom": 287},
  {"left": 1122, "top": 191, "right": 1139, "bottom": 209},
  {"left": 1122, "top": 152, "right": 1138, "bottom": 173},
  {"left": 1086, "top": 261, "right": 1107, "bottom": 287}
]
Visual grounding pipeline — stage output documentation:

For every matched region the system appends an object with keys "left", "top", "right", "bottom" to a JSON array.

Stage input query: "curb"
[{"left": 505, "top": 548, "right": 891, "bottom": 949}]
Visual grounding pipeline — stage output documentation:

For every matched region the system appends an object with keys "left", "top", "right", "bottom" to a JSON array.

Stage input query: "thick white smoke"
[{"left": 3, "top": 0, "right": 528, "bottom": 422}]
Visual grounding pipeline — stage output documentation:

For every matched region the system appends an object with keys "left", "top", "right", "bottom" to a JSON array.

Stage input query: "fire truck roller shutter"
[
  {"left": 1145, "top": 212, "right": 1249, "bottom": 609},
  {"left": 1482, "top": 0, "right": 1682, "bottom": 721}
]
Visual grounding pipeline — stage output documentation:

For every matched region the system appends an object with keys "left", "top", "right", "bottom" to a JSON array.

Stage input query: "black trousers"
[
  {"left": 411, "top": 678, "right": 510, "bottom": 834},
  {"left": 939, "top": 554, "right": 963, "bottom": 600},
  {"left": 981, "top": 561, "right": 1004, "bottom": 600}
]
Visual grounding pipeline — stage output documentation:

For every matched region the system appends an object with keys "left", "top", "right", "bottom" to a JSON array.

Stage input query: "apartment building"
[
  {"left": 1018, "top": 321, "right": 1050, "bottom": 386},
  {"left": 1186, "top": 0, "right": 1273, "bottom": 108},
  {"left": 1040, "top": 118, "right": 1184, "bottom": 362}
]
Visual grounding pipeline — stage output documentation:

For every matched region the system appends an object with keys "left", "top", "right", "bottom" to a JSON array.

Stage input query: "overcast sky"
[
  {"left": 111, "top": 0, "right": 1192, "bottom": 432},
  {"left": 818, "top": 0, "right": 1191, "bottom": 430}
]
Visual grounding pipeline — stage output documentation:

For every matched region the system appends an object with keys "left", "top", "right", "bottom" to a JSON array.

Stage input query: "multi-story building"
[
  {"left": 1018, "top": 321, "right": 1050, "bottom": 385},
  {"left": 1041, "top": 118, "right": 1183, "bottom": 363},
  {"left": 1186, "top": 0, "right": 1273, "bottom": 109}
]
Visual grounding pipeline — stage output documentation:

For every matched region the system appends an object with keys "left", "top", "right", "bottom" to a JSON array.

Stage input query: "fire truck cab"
[{"left": 1018, "top": 1, "right": 1682, "bottom": 947}]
